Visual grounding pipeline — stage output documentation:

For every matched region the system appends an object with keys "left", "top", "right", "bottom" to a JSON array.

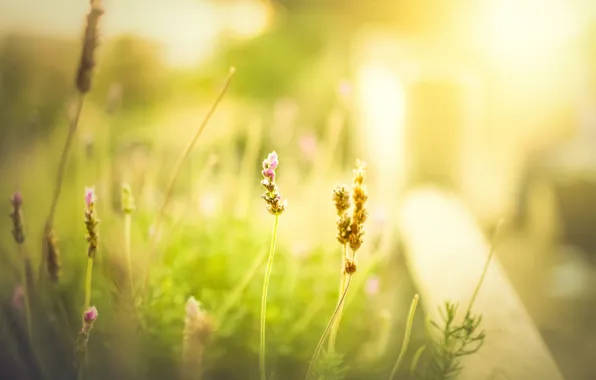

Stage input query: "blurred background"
[{"left": 1, "top": 0, "right": 596, "bottom": 379}]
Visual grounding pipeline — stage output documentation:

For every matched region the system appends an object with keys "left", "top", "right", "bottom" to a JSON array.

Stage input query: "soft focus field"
[{"left": 2, "top": 1, "right": 596, "bottom": 380}]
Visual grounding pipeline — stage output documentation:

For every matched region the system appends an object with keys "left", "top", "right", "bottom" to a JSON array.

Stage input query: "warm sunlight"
[
  {"left": 482, "top": 0, "right": 583, "bottom": 67},
  {"left": 357, "top": 60, "right": 407, "bottom": 188}
]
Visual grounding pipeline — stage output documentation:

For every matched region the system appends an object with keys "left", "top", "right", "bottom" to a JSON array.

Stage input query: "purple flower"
[
  {"left": 83, "top": 306, "right": 98, "bottom": 323},
  {"left": 262, "top": 151, "right": 278, "bottom": 170},
  {"left": 85, "top": 187, "right": 96, "bottom": 208},
  {"left": 262, "top": 168, "right": 275, "bottom": 181}
]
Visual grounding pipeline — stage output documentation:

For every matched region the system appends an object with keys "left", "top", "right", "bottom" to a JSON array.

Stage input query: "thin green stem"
[
  {"left": 40, "top": 94, "right": 85, "bottom": 282},
  {"left": 466, "top": 218, "right": 504, "bottom": 315},
  {"left": 144, "top": 67, "right": 235, "bottom": 293},
  {"left": 84, "top": 257, "right": 94, "bottom": 310},
  {"left": 389, "top": 294, "right": 419, "bottom": 380},
  {"left": 327, "top": 244, "right": 347, "bottom": 353},
  {"left": 305, "top": 275, "right": 353, "bottom": 380},
  {"left": 124, "top": 213, "right": 133, "bottom": 293},
  {"left": 260, "top": 214, "right": 279, "bottom": 380}
]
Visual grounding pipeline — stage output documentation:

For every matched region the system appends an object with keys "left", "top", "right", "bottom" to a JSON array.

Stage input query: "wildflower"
[
  {"left": 75, "top": 0, "right": 104, "bottom": 94},
  {"left": 84, "top": 187, "right": 100, "bottom": 259},
  {"left": 182, "top": 297, "right": 213, "bottom": 380},
  {"left": 82, "top": 306, "right": 98, "bottom": 333},
  {"left": 10, "top": 192, "right": 25, "bottom": 244},
  {"left": 259, "top": 151, "right": 285, "bottom": 380},
  {"left": 260, "top": 151, "right": 286, "bottom": 215},
  {"left": 75, "top": 306, "right": 99, "bottom": 370}
]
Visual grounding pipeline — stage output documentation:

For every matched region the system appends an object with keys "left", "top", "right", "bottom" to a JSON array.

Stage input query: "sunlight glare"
[
  {"left": 357, "top": 61, "right": 406, "bottom": 188},
  {"left": 222, "top": 0, "right": 270, "bottom": 39},
  {"left": 483, "top": 0, "right": 582, "bottom": 67}
]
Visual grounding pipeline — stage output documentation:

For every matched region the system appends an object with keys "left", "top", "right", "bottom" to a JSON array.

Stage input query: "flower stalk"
[
  {"left": 259, "top": 151, "right": 286, "bottom": 380},
  {"left": 40, "top": 0, "right": 104, "bottom": 283},
  {"left": 75, "top": 306, "right": 98, "bottom": 378},
  {"left": 307, "top": 160, "right": 368, "bottom": 379},
  {"left": 83, "top": 188, "right": 100, "bottom": 311}
]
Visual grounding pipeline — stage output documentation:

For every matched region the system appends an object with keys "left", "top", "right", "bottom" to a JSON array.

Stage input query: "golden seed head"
[
  {"left": 344, "top": 258, "right": 357, "bottom": 275},
  {"left": 332, "top": 185, "right": 351, "bottom": 215},
  {"left": 348, "top": 160, "right": 368, "bottom": 252}
]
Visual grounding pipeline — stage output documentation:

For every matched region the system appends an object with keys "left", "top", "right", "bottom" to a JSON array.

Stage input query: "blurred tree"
[
  {"left": 0, "top": 34, "right": 77, "bottom": 152},
  {"left": 93, "top": 35, "right": 169, "bottom": 111}
]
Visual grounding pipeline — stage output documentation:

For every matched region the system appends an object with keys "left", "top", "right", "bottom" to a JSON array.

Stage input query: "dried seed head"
[
  {"left": 10, "top": 192, "right": 25, "bottom": 244},
  {"left": 260, "top": 151, "right": 286, "bottom": 215},
  {"left": 75, "top": 0, "right": 104, "bottom": 94},
  {"left": 332, "top": 185, "right": 351, "bottom": 216},
  {"left": 183, "top": 297, "right": 213, "bottom": 378},
  {"left": 46, "top": 229, "right": 61, "bottom": 282},
  {"left": 348, "top": 160, "right": 368, "bottom": 252},
  {"left": 84, "top": 187, "right": 100, "bottom": 259},
  {"left": 344, "top": 258, "right": 357, "bottom": 275}
]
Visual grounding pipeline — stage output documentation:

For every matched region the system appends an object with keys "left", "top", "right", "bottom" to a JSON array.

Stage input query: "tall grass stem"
[
  {"left": 327, "top": 244, "right": 347, "bottom": 352},
  {"left": 305, "top": 275, "right": 353, "bottom": 380},
  {"left": 145, "top": 68, "right": 236, "bottom": 291},
  {"left": 40, "top": 94, "right": 85, "bottom": 281},
  {"left": 389, "top": 294, "right": 419, "bottom": 380},
  {"left": 260, "top": 214, "right": 279, "bottom": 380}
]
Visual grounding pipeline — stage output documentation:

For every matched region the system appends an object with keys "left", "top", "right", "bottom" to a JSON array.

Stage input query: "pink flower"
[
  {"left": 262, "top": 151, "right": 278, "bottom": 170},
  {"left": 262, "top": 168, "right": 275, "bottom": 181},
  {"left": 85, "top": 187, "right": 96, "bottom": 208},
  {"left": 83, "top": 306, "right": 98, "bottom": 323}
]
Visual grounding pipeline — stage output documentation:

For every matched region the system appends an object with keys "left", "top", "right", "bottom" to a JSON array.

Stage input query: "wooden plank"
[{"left": 397, "top": 187, "right": 565, "bottom": 380}]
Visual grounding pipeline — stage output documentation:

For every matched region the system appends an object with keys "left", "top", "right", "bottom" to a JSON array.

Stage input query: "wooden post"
[{"left": 398, "top": 188, "right": 566, "bottom": 380}]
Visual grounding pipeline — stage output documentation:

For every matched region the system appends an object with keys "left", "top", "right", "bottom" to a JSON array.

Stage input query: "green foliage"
[
  {"left": 415, "top": 302, "right": 486, "bottom": 380},
  {"left": 313, "top": 350, "right": 349, "bottom": 380}
]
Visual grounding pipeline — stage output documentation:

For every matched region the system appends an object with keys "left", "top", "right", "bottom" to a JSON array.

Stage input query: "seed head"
[
  {"left": 75, "top": 0, "right": 104, "bottom": 94},
  {"left": 332, "top": 185, "right": 351, "bottom": 216},
  {"left": 344, "top": 258, "right": 357, "bottom": 275},
  {"left": 10, "top": 192, "right": 25, "bottom": 244},
  {"left": 84, "top": 187, "right": 100, "bottom": 259},
  {"left": 183, "top": 297, "right": 213, "bottom": 378},
  {"left": 348, "top": 160, "right": 368, "bottom": 252}
]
